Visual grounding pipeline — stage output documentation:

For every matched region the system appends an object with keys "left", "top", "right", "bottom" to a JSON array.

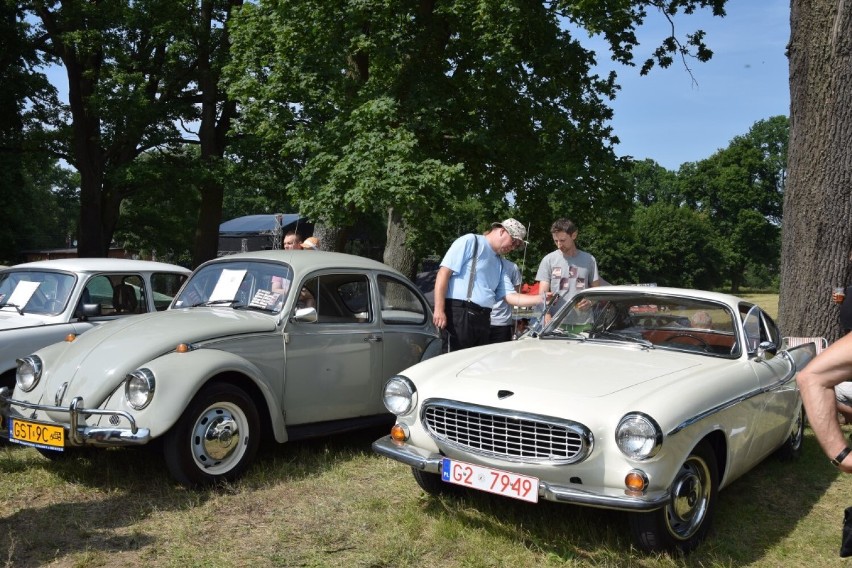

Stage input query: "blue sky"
[{"left": 586, "top": 0, "right": 790, "bottom": 171}]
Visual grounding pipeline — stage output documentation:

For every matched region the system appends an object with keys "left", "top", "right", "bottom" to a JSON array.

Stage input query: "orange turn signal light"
[
  {"left": 64, "top": 333, "right": 77, "bottom": 342},
  {"left": 625, "top": 470, "right": 648, "bottom": 494},
  {"left": 175, "top": 343, "right": 191, "bottom": 353},
  {"left": 390, "top": 423, "right": 408, "bottom": 443}
]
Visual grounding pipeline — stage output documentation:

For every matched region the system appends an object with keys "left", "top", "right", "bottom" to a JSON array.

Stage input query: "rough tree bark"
[
  {"left": 383, "top": 207, "right": 417, "bottom": 279},
  {"left": 780, "top": 0, "right": 852, "bottom": 342}
]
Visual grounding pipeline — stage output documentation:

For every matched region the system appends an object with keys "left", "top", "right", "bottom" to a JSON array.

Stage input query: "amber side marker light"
[
  {"left": 390, "top": 424, "right": 408, "bottom": 443},
  {"left": 64, "top": 333, "right": 77, "bottom": 342},
  {"left": 175, "top": 343, "right": 191, "bottom": 354},
  {"left": 625, "top": 470, "right": 648, "bottom": 495}
]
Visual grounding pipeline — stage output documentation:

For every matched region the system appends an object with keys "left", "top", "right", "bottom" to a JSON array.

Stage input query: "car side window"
[
  {"left": 84, "top": 274, "right": 148, "bottom": 316},
  {"left": 378, "top": 275, "right": 427, "bottom": 325},
  {"left": 741, "top": 305, "right": 777, "bottom": 357},
  {"left": 152, "top": 272, "right": 188, "bottom": 311},
  {"left": 301, "top": 273, "right": 371, "bottom": 324}
]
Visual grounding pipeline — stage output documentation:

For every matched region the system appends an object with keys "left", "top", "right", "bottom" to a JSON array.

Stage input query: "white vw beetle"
[
  {"left": 1, "top": 251, "right": 440, "bottom": 486},
  {"left": 0, "top": 258, "right": 190, "bottom": 391},
  {"left": 373, "top": 286, "right": 816, "bottom": 553}
]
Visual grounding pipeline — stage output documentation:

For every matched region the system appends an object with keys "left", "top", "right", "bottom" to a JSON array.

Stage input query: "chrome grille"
[{"left": 422, "top": 399, "right": 593, "bottom": 464}]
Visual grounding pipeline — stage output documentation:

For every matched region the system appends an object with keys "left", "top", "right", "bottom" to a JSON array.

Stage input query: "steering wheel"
[{"left": 663, "top": 333, "right": 711, "bottom": 352}]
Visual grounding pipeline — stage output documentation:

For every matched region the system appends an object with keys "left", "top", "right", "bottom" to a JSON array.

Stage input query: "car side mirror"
[
  {"left": 75, "top": 303, "right": 102, "bottom": 321},
  {"left": 292, "top": 307, "right": 317, "bottom": 323},
  {"left": 755, "top": 340, "right": 777, "bottom": 361}
]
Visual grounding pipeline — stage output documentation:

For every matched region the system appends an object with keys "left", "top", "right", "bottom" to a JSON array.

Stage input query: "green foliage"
[
  {"left": 227, "top": 0, "right": 630, "bottom": 260},
  {"left": 112, "top": 149, "right": 201, "bottom": 267}
]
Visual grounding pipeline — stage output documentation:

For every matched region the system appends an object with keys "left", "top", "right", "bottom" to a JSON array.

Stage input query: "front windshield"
[
  {"left": 542, "top": 292, "right": 740, "bottom": 357},
  {"left": 0, "top": 270, "right": 76, "bottom": 315},
  {"left": 173, "top": 260, "right": 293, "bottom": 313}
]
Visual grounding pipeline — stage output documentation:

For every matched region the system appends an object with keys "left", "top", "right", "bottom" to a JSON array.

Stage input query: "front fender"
[{"left": 106, "top": 348, "right": 285, "bottom": 441}]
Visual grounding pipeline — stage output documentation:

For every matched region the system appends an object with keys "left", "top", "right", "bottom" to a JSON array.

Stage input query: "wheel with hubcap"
[
  {"left": 775, "top": 402, "right": 805, "bottom": 461},
  {"left": 629, "top": 441, "right": 718, "bottom": 553},
  {"left": 411, "top": 467, "right": 459, "bottom": 496},
  {"left": 163, "top": 383, "right": 260, "bottom": 486}
]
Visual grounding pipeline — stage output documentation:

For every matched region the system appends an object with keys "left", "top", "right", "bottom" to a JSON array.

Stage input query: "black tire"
[
  {"left": 411, "top": 467, "right": 459, "bottom": 496},
  {"left": 775, "top": 403, "right": 805, "bottom": 461},
  {"left": 163, "top": 383, "right": 260, "bottom": 487},
  {"left": 0, "top": 371, "right": 18, "bottom": 447},
  {"left": 629, "top": 441, "right": 718, "bottom": 553}
]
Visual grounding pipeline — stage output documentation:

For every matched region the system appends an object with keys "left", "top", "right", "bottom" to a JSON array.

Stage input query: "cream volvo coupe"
[
  {"left": 1, "top": 251, "right": 439, "bottom": 486},
  {"left": 373, "top": 286, "right": 816, "bottom": 553}
]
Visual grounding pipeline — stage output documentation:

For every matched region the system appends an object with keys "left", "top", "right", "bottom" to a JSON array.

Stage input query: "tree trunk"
[
  {"left": 780, "top": 0, "right": 852, "bottom": 342},
  {"left": 190, "top": 0, "right": 241, "bottom": 268},
  {"left": 383, "top": 207, "right": 417, "bottom": 278}
]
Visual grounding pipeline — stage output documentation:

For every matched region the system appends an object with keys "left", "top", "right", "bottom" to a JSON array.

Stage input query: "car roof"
[
  {"left": 208, "top": 250, "right": 406, "bottom": 277},
  {"left": 4, "top": 258, "right": 191, "bottom": 274},
  {"left": 583, "top": 285, "right": 753, "bottom": 311}
]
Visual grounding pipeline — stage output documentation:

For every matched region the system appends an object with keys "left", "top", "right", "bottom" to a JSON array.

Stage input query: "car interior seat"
[{"left": 112, "top": 283, "right": 138, "bottom": 314}]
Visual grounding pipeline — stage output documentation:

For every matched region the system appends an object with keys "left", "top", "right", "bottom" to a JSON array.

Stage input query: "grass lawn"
[{"left": 2, "top": 423, "right": 852, "bottom": 567}]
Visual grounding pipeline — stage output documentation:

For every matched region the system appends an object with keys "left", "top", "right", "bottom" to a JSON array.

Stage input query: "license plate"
[
  {"left": 441, "top": 458, "right": 539, "bottom": 503},
  {"left": 9, "top": 418, "right": 65, "bottom": 451}
]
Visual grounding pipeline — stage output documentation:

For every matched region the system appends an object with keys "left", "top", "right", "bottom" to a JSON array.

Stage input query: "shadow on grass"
[
  {"left": 412, "top": 430, "right": 838, "bottom": 565},
  {"left": 0, "top": 424, "right": 392, "bottom": 566}
]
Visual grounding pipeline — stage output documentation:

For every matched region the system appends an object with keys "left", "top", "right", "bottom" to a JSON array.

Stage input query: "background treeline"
[{"left": 1, "top": 1, "right": 782, "bottom": 293}]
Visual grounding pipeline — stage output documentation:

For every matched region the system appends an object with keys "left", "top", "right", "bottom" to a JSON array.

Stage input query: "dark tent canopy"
[{"left": 218, "top": 214, "right": 313, "bottom": 254}]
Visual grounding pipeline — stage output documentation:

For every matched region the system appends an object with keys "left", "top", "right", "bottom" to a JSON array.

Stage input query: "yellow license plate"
[{"left": 9, "top": 418, "right": 65, "bottom": 450}]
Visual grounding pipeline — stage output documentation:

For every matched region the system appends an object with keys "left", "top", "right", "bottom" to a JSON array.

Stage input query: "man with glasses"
[{"left": 433, "top": 218, "right": 544, "bottom": 353}]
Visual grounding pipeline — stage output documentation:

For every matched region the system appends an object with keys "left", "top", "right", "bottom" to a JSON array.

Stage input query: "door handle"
[{"left": 364, "top": 334, "right": 383, "bottom": 343}]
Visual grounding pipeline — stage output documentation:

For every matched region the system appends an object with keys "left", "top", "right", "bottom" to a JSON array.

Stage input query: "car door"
[
  {"left": 742, "top": 305, "right": 799, "bottom": 459},
  {"left": 282, "top": 271, "right": 384, "bottom": 425},
  {"left": 377, "top": 273, "right": 440, "bottom": 376}
]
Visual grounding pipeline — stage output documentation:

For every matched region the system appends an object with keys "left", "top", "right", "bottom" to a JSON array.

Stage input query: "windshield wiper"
[
  {"left": 191, "top": 299, "right": 243, "bottom": 308},
  {"left": 540, "top": 328, "right": 586, "bottom": 340},
  {"left": 0, "top": 302, "right": 25, "bottom": 315},
  {"left": 589, "top": 330, "right": 654, "bottom": 348},
  {"left": 234, "top": 304, "right": 276, "bottom": 313}
]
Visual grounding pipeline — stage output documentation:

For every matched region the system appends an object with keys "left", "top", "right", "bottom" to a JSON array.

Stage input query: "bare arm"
[
  {"left": 797, "top": 333, "right": 852, "bottom": 472},
  {"left": 432, "top": 267, "right": 452, "bottom": 329},
  {"left": 504, "top": 291, "right": 549, "bottom": 308}
]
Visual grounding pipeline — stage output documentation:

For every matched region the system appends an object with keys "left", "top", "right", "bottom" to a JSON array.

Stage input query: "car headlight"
[
  {"left": 383, "top": 375, "right": 417, "bottom": 416},
  {"left": 125, "top": 368, "right": 156, "bottom": 410},
  {"left": 615, "top": 413, "right": 662, "bottom": 460},
  {"left": 16, "top": 356, "right": 43, "bottom": 392}
]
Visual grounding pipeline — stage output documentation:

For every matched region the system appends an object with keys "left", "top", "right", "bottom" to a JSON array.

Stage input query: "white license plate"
[{"left": 441, "top": 458, "right": 539, "bottom": 503}]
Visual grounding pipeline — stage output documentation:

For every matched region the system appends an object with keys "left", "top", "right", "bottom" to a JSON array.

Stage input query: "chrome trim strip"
[
  {"left": 372, "top": 436, "right": 666, "bottom": 512},
  {"left": 668, "top": 354, "right": 797, "bottom": 437},
  {"left": 420, "top": 398, "right": 594, "bottom": 464}
]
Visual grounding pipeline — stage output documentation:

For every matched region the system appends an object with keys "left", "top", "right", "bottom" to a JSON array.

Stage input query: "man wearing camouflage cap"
[{"left": 433, "top": 218, "right": 545, "bottom": 353}]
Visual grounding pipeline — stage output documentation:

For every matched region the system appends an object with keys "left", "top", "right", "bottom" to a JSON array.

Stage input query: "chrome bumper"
[
  {"left": 372, "top": 435, "right": 670, "bottom": 512},
  {"left": 0, "top": 386, "right": 151, "bottom": 447}
]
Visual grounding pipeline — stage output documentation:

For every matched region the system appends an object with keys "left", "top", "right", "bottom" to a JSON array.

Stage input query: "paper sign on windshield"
[
  {"left": 209, "top": 269, "right": 246, "bottom": 302},
  {"left": 5, "top": 281, "right": 41, "bottom": 309}
]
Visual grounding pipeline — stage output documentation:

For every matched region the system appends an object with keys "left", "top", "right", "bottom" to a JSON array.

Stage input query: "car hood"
[
  {"left": 34, "top": 308, "right": 277, "bottom": 406},
  {"left": 0, "top": 311, "right": 52, "bottom": 330},
  {"left": 407, "top": 339, "right": 735, "bottom": 421}
]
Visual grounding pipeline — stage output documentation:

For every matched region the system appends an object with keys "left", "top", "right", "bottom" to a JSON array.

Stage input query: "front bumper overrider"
[
  {"left": 0, "top": 386, "right": 151, "bottom": 447},
  {"left": 372, "top": 435, "right": 671, "bottom": 512}
]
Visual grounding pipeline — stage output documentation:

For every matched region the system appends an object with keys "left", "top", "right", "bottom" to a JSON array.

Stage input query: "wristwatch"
[{"left": 832, "top": 446, "right": 852, "bottom": 467}]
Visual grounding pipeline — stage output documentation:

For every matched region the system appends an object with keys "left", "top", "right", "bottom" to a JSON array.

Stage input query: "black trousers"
[
  {"left": 442, "top": 299, "right": 491, "bottom": 353},
  {"left": 489, "top": 324, "right": 514, "bottom": 344}
]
